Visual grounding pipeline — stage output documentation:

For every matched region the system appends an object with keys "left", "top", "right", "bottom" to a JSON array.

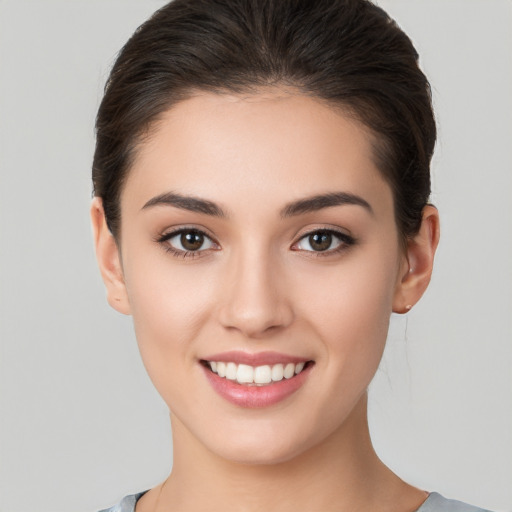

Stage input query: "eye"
[
  {"left": 159, "top": 228, "right": 217, "bottom": 256},
  {"left": 293, "top": 229, "right": 355, "bottom": 253}
]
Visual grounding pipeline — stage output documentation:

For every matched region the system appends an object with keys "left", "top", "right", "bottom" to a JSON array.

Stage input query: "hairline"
[{"left": 107, "top": 84, "right": 410, "bottom": 248}]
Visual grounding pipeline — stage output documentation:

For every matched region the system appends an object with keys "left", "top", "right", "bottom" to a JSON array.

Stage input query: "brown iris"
[
  {"left": 309, "top": 231, "right": 332, "bottom": 251},
  {"left": 180, "top": 230, "right": 204, "bottom": 251}
]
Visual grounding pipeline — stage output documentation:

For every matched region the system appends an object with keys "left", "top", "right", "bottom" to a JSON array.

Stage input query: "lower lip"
[{"left": 202, "top": 364, "right": 312, "bottom": 408}]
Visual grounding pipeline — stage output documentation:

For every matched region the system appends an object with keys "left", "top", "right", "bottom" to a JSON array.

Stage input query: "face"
[{"left": 104, "top": 89, "right": 410, "bottom": 464}]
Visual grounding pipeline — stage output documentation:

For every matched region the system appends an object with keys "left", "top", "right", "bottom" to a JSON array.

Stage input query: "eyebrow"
[
  {"left": 141, "top": 190, "right": 373, "bottom": 218},
  {"left": 142, "top": 192, "right": 227, "bottom": 217},
  {"left": 280, "top": 192, "right": 373, "bottom": 217}
]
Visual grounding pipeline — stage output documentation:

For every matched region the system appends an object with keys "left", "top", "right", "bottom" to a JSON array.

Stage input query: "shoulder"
[
  {"left": 418, "top": 493, "right": 493, "bottom": 512},
  {"left": 98, "top": 492, "right": 147, "bottom": 512}
]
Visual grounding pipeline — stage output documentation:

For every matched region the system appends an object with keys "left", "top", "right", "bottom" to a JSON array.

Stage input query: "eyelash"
[
  {"left": 292, "top": 228, "right": 356, "bottom": 257},
  {"left": 156, "top": 227, "right": 219, "bottom": 259},
  {"left": 156, "top": 227, "right": 356, "bottom": 259}
]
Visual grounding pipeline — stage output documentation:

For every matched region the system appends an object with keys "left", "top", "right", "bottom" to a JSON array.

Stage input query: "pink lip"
[
  {"left": 201, "top": 350, "right": 310, "bottom": 366},
  {"left": 200, "top": 354, "right": 313, "bottom": 408}
]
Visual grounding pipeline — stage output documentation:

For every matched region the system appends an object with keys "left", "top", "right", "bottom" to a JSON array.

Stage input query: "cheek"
[
  {"left": 298, "top": 246, "right": 398, "bottom": 338},
  {"left": 284, "top": 247, "right": 400, "bottom": 437},
  {"left": 122, "top": 255, "right": 219, "bottom": 395},
  {"left": 296, "top": 242, "right": 400, "bottom": 380}
]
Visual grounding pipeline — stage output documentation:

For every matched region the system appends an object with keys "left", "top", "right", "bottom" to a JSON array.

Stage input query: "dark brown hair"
[{"left": 92, "top": 0, "right": 436, "bottom": 243}]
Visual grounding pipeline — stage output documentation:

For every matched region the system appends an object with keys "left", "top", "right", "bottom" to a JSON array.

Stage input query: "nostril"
[
  {"left": 218, "top": 298, "right": 295, "bottom": 337},
  {"left": 216, "top": 260, "right": 294, "bottom": 336}
]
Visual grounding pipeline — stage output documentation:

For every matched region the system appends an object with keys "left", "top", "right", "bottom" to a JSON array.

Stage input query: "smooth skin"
[{"left": 92, "top": 88, "right": 439, "bottom": 512}]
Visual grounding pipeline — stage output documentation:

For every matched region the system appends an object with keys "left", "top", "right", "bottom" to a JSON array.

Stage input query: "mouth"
[
  {"left": 199, "top": 352, "right": 314, "bottom": 408},
  {"left": 200, "top": 360, "right": 313, "bottom": 386}
]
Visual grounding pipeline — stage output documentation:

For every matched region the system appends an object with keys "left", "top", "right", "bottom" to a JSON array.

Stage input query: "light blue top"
[{"left": 99, "top": 491, "right": 493, "bottom": 512}]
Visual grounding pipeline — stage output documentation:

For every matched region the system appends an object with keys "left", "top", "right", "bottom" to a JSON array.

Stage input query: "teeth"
[
  {"left": 284, "top": 363, "right": 295, "bottom": 379},
  {"left": 271, "top": 363, "right": 284, "bottom": 382},
  {"left": 226, "top": 362, "right": 237, "bottom": 380},
  {"left": 207, "top": 360, "right": 308, "bottom": 385},
  {"left": 254, "top": 365, "right": 272, "bottom": 384},
  {"left": 236, "top": 364, "right": 254, "bottom": 384},
  {"left": 294, "top": 362, "right": 305, "bottom": 374},
  {"left": 216, "top": 361, "right": 226, "bottom": 377}
]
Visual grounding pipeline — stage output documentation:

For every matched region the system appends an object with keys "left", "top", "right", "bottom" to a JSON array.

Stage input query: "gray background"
[{"left": 0, "top": 1, "right": 511, "bottom": 511}]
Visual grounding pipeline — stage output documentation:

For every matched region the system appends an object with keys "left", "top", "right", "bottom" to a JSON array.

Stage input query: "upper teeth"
[{"left": 209, "top": 361, "right": 306, "bottom": 385}]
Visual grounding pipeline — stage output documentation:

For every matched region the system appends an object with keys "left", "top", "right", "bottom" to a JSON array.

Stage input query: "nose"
[{"left": 217, "top": 246, "right": 294, "bottom": 338}]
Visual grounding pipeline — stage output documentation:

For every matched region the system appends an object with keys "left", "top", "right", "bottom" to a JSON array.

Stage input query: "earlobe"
[
  {"left": 90, "top": 197, "right": 131, "bottom": 315},
  {"left": 393, "top": 205, "right": 440, "bottom": 314}
]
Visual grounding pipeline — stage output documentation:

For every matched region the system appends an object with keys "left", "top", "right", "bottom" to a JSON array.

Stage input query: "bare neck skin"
[{"left": 138, "top": 394, "right": 427, "bottom": 512}]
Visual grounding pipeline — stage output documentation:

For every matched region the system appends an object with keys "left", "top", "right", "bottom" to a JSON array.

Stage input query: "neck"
[{"left": 142, "top": 394, "right": 426, "bottom": 512}]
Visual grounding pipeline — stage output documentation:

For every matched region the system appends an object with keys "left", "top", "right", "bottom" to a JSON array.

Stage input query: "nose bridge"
[{"left": 218, "top": 241, "right": 293, "bottom": 337}]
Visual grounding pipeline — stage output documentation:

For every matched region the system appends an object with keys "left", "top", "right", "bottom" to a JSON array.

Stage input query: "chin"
[
  {"left": 203, "top": 421, "right": 320, "bottom": 466},
  {"left": 217, "top": 442, "right": 305, "bottom": 466}
]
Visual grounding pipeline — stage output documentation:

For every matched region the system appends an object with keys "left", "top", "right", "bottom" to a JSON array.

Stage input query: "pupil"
[
  {"left": 310, "top": 232, "right": 332, "bottom": 251},
  {"left": 181, "top": 231, "right": 204, "bottom": 251}
]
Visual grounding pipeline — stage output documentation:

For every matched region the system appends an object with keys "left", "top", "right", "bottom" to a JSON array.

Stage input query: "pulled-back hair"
[{"left": 92, "top": 0, "right": 436, "bottom": 243}]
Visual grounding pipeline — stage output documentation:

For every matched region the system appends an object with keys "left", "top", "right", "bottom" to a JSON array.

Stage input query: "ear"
[
  {"left": 90, "top": 197, "right": 131, "bottom": 315},
  {"left": 393, "top": 205, "right": 440, "bottom": 314}
]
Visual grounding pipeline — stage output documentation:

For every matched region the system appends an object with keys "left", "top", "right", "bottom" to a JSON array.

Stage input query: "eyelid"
[
  {"left": 291, "top": 227, "right": 356, "bottom": 254},
  {"left": 156, "top": 225, "right": 220, "bottom": 258},
  {"left": 155, "top": 224, "right": 355, "bottom": 258},
  {"left": 157, "top": 224, "right": 217, "bottom": 242},
  {"left": 293, "top": 223, "right": 353, "bottom": 239}
]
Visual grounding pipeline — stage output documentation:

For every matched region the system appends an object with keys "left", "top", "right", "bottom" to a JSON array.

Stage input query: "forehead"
[{"left": 123, "top": 89, "right": 393, "bottom": 216}]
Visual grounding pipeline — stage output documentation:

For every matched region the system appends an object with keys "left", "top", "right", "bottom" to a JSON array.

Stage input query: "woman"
[{"left": 91, "top": 0, "right": 490, "bottom": 510}]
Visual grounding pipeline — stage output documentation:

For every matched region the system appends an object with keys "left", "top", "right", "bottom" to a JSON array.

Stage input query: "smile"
[
  {"left": 205, "top": 361, "right": 307, "bottom": 386},
  {"left": 200, "top": 352, "right": 314, "bottom": 408}
]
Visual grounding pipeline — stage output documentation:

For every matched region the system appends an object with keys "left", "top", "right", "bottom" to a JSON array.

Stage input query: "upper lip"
[{"left": 200, "top": 351, "right": 311, "bottom": 366}]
